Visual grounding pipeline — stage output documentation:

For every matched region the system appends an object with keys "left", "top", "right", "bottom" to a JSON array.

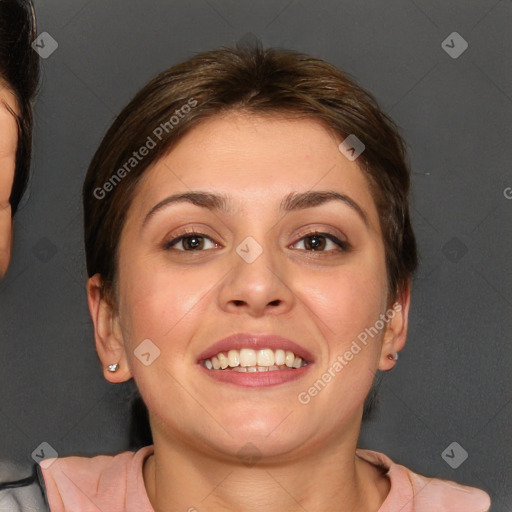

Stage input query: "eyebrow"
[{"left": 143, "top": 190, "right": 369, "bottom": 227}]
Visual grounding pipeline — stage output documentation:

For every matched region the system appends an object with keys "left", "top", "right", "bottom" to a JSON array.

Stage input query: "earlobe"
[
  {"left": 86, "top": 274, "right": 132, "bottom": 383},
  {"left": 378, "top": 285, "right": 411, "bottom": 371}
]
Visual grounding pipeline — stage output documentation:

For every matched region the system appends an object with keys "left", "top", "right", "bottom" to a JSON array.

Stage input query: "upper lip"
[{"left": 196, "top": 333, "right": 315, "bottom": 364}]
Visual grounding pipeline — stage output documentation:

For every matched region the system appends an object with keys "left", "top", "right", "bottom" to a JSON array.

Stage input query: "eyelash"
[{"left": 163, "top": 229, "right": 350, "bottom": 253}]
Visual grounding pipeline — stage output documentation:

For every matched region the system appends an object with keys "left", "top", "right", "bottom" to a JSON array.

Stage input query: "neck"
[{"left": 143, "top": 433, "right": 389, "bottom": 512}]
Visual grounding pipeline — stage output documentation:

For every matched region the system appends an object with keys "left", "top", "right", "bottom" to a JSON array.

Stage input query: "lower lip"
[{"left": 197, "top": 364, "right": 313, "bottom": 387}]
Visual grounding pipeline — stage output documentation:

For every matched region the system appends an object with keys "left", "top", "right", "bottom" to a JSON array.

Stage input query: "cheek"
[
  {"left": 117, "top": 253, "right": 214, "bottom": 357},
  {"left": 293, "top": 263, "right": 387, "bottom": 422},
  {"left": 115, "top": 254, "right": 225, "bottom": 433},
  {"left": 299, "top": 254, "right": 388, "bottom": 352},
  {"left": 0, "top": 112, "right": 18, "bottom": 203},
  {"left": 0, "top": 154, "right": 15, "bottom": 203}
]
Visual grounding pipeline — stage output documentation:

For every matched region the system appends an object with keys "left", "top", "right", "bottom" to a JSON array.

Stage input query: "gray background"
[{"left": 0, "top": 0, "right": 511, "bottom": 510}]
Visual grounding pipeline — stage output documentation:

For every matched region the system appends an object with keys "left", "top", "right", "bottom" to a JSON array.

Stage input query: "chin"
[
  {"left": 208, "top": 434, "right": 312, "bottom": 465},
  {"left": 217, "top": 415, "right": 317, "bottom": 456}
]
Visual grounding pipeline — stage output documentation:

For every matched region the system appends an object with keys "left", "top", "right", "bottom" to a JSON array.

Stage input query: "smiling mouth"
[{"left": 201, "top": 347, "right": 309, "bottom": 371}]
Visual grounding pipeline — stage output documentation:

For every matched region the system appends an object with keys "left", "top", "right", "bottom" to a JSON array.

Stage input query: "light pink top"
[{"left": 40, "top": 446, "right": 491, "bottom": 512}]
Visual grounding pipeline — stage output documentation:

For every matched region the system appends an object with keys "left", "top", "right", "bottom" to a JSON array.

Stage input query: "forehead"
[{"left": 129, "top": 112, "right": 380, "bottom": 227}]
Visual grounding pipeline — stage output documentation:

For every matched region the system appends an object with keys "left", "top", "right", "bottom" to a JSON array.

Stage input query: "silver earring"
[{"left": 107, "top": 363, "right": 119, "bottom": 372}]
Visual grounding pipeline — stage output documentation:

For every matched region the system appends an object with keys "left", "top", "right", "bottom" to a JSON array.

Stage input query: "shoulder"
[
  {"left": 40, "top": 445, "right": 153, "bottom": 481},
  {"left": 0, "top": 459, "right": 50, "bottom": 511},
  {"left": 356, "top": 449, "right": 491, "bottom": 512},
  {"left": 39, "top": 446, "right": 154, "bottom": 511}
]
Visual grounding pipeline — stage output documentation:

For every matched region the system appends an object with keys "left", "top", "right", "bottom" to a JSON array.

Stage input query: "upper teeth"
[{"left": 203, "top": 348, "right": 306, "bottom": 370}]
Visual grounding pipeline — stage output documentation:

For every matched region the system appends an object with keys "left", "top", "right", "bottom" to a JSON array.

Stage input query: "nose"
[{"left": 217, "top": 236, "right": 296, "bottom": 317}]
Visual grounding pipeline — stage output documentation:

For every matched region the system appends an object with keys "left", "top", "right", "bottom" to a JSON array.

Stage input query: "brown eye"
[
  {"left": 164, "top": 232, "right": 219, "bottom": 251},
  {"left": 292, "top": 232, "right": 350, "bottom": 252}
]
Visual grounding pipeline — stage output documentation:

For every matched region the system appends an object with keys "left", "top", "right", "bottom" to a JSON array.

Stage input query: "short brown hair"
[{"left": 83, "top": 43, "right": 418, "bottom": 305}]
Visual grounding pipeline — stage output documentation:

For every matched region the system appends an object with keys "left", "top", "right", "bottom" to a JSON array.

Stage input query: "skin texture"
[
  {"left": 87, "top": 112, "right": 411, "bottom": 512},
  {"left": 0, "top": 86, "right": 19, "bottom": 279}
]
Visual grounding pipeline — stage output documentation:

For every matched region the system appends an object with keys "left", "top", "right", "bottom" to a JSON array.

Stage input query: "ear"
[
  {"left": 87, "top": 273, "right": 132, "bottom": 383},
  {"left": 378, "top": 284, "right": 411, "bottom": 371}
]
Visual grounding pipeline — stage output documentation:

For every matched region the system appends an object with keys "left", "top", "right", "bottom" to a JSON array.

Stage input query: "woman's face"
[
  {"left": 0, "top": 86, "right": 19, "bottom": 278},
  {"left": 95, "top": 112, "right": 408, "bottom": 461}
]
